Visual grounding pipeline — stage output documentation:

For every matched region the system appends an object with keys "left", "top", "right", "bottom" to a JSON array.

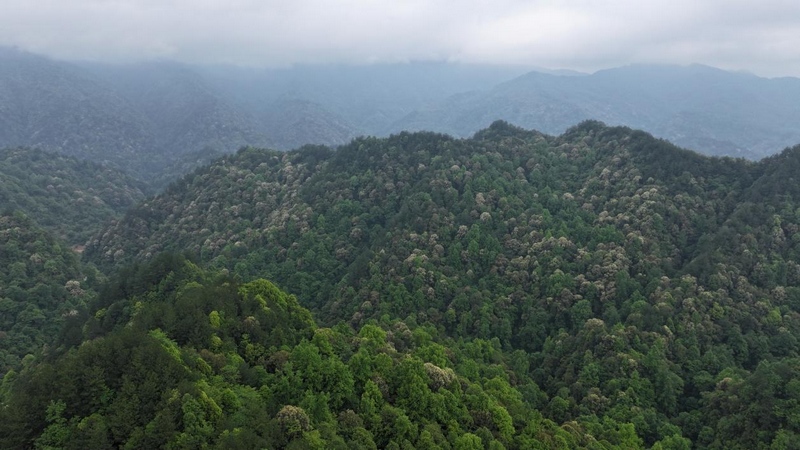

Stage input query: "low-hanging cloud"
[{"left": 1, "top": 0, "right": 799, "bottom": 76}]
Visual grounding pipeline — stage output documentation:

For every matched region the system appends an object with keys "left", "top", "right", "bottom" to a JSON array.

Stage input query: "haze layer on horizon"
[{"left": 1, "top": 0, "right": 799, "bottom": 78}]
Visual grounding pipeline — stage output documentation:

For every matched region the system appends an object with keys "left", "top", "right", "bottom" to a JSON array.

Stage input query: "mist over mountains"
[
  {"left": 5, "top": 48, "right": 800, "bottom": 445},
  {"left": 0, "top": 48, "right": 525, "bottom": 182},
  {"left": 396, "top": 64, "right": 800, "bottom": 159},
  {"left": 7, "top": 0, "right": 800, "bottom": 446},
  {"left": 4, "top": 47, "right": 800, "bottom": 185}
]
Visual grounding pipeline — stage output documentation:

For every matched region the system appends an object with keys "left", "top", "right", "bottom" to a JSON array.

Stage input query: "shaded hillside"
[
  {"left": 200, "top": 62, "right": 530, "bottom": 137},
  {"left": 260, "top": 98, "right": 361, "bottom": 150},
  {"left": 392, "top": 65, "right": 800, "bottom": 159},
  {"left": 0, "top": 147, "right": 147, "bottom": 245},
  {"left": 0, "top": 213, "right": 94, "bottom": 374},
  {"left": 684, "top": 143, "right": 800, "bottom": 284},
  {"left": 0, "top": 48, "right": 154, "bottom": 170},
  {"left": 85, "top": 62, "right": 275, "bottom": 155}
]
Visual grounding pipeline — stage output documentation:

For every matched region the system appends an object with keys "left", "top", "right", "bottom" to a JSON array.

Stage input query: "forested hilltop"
[
  {"left": 5, "top": 121, "right": 800, "bottom": 448},
  {"left": 0, "top": 147, "right": 147, "bottom": 245}
]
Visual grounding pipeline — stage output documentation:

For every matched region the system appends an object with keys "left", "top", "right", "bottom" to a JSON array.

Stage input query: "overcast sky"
[{"left": 2, "top": 0, "right": 799, "bottom": 77}]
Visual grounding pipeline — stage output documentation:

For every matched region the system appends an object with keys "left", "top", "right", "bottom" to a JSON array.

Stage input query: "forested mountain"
[
  {"left": 0, "top": 213, "right": 95, "bottom": 375},
  {"left": 2, "top": 254, "right": 645, "bottom": 449},
  {"left": 72, "top": 121, "right": 800, "bottom": 448},
  {"left": 0, "top": 147, "right": 147, "bottom": 245},
  {"left": 197, "top": 62, "right": 533, "bottom": 138},
  {"left": 9, "top": 47, "right": 800, "bottom": 187},
  {"left": 0, "top": 48, "right": 154, "bottom": 170},
  {"left": 0, "top": 49, "right": 275, "bottom": 182},
  {"left": 83, "top": 62, "right": 276, "bottom": 155},
  {"left": 0, "top": 48, "right": 525, "bottom": 183},
  {"left": 0, "top": 147, "right": 142, "bottom": 376},
  {"left": 82, "top": 60, "right": 528, "bottom": 156},
  {"left": 392, "top": 65, "right": 800, "bottom": 159},
  {"left": 257, "top": 99, "right": 361, "bottom": 151}
]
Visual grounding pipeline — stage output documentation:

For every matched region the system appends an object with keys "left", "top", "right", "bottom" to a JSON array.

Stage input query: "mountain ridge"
[
  {"left": 392, "top": 64, "right": 800, "bottom": 159},
  {"left": 5, "top": 121, "right": 800, "bottom": 448},
  {"left": 5, "top": 47, "right": 800, "bottom": 188}
]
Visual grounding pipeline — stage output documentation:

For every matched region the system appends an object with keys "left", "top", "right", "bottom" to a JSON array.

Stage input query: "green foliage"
[
  {"left": 0, "top": 213, "right": 94, "bottom": 374},
  {"left": 4, "top": 256, "right": 632, "bottom": 448},
  {"left": 0, "top": 147, "right": 147, "bottom": 244},
  {"left": 11, "top": 123, "right": 800, "bottom": 449}
]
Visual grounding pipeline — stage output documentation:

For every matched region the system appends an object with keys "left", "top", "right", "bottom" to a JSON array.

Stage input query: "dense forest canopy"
[
  {"left": 4, "top": 254, "right": 644, "bottom": 449},
  {"left": 4, "top": 121, "right": 800, "bottom": 448},
  {"left": 0, "top": 147, "right": 147, "bottom": 245},
  {"left": 0, "top": 213, "right": 95, "bottom": 375}
]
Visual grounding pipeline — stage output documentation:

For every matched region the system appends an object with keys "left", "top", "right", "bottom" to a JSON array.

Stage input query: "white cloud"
[{"left": 1, "top": 0, "right": 799, "bottom": 76}]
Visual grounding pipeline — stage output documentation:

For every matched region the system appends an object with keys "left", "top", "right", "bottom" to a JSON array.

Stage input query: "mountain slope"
[
  {"left": 259, "top": 98, "right": 362, "bottom": 150},
  {"left": 0, "top": 48, "right": 154, "bottom": 170},
  {"left": 0, "top": 213, "right": 94, "bottom": 374},
  {"left": 0, "top": 147, "right": 147, "bottom": 245},
  {"left": 0, "top": 49, "right": 261, "bottom": 182},
  {"left": 0, "top": 49, "right": 527, "bottom": 183},
  {"left": 85, "top": 62, "right": 276, "bottom": 155},
  {"left": 7, "top": 47, "right": 800, "bottom": 185},
  {"left": 200, "top": 62, "right": 530, "bottom": 137},
  {"left": 86, "top": 121, "right": 756, "bottom": 288},
  {"left": 392, "top": 65, "right": 800, "bottom": 159},
  {"left": 27, "top": 122, "right": 800, "bottom": 447}
]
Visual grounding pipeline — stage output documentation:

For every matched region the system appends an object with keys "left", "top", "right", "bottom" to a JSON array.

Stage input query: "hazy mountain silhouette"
[
  {"left": 391, "top": 64, "right": 800, "bottom": 159},
  {"left": 4, "top": 47, "right": 800, "bottom": 186}
]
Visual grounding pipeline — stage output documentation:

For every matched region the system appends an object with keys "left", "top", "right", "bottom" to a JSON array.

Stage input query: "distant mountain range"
[
  {"left": 393, "top": 64, "right": 800, "bottom": 159},
  {"left": 3, "top": 47, "right": 800, "bottom": 182},
  {"left": 0, "top": 48, "right": 154, "bottom": 171}
]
